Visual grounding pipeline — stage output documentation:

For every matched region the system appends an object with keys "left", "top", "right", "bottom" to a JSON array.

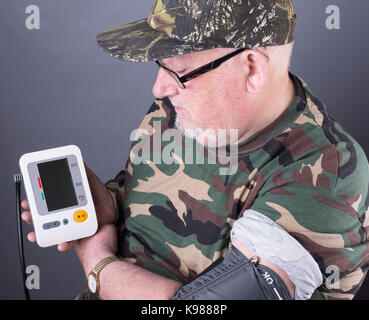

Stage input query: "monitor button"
[
  {"left": 73, "top": 210, "right": 88, "bottom": 223},
  {"left": 43, "top": 221, "right": 61, "bottom": 230}
]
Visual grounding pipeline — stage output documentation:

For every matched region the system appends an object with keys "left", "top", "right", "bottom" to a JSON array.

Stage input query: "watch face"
[{"left": 88, "top": 274, "right": 97, "bottom": 293}]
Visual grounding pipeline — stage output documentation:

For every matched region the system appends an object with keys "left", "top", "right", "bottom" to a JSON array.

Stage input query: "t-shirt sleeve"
[{"left": 249, "top": 147, "right": 369, "bottom": 300}]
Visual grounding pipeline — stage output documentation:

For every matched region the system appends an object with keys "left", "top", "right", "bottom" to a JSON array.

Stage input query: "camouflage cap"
[{"left": 96, "top": 0, "right": 297, "bottom": 62}]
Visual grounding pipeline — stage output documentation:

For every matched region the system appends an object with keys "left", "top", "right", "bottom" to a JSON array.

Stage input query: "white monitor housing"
[{"left": 19, "top": 145, "right": 98, "bottom": 247}]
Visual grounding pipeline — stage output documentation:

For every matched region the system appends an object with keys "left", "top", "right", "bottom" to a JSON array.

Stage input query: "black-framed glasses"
[{"left": 155, "top": 47, "right": 268, "bottom": 89}]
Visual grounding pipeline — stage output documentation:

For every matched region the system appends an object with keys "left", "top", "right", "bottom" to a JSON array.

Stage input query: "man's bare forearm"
[{"left": 97, "top": 259, "right": 182, "bottom": 300}]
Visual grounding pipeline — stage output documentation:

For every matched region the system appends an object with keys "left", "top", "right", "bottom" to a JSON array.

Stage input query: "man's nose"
[{"left": 152, "top": 68, "right": 179, "bottom": 99}]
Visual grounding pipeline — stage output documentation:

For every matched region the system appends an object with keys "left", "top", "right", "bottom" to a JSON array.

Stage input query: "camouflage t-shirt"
[{"left": 106, "top": 73, "right": 369, "bottom": 300}]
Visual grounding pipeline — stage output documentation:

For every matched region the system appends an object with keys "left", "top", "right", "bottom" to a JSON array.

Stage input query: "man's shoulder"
[
  {"left": 251, "top": 77, "right": 369, "bottom": 300},
  {"left": 287, "top": 75, "right": 368, "bottom": 173},
  {"left": 274, "top": 75, "right": 369, "bottom": 213}
]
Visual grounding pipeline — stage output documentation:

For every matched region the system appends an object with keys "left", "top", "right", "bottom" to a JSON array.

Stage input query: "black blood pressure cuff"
[{"left": 171, "top": 246, "right": 292, "bottom": 300}]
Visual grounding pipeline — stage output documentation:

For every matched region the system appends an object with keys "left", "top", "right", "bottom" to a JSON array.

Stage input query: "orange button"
[{"left": 73, "top": 210, "right": 88, "bottom": 223}]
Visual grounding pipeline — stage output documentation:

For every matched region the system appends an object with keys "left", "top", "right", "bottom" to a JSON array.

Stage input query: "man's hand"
[
  {"left": 74, "top": 224, "right": 118, "bottom": 277},
  {"left": 20, "top": 164, "right": 117, "bottom": 252},
  {"left": 84, "top": 165, "right": 117, "bottom": 225}
]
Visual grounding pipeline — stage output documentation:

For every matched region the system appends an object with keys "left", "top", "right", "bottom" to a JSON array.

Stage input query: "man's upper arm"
[
  {"left": 231, "top": 209, "right": 323, "bottom": 300},
  {"left": 171, "top": 208, "right": 323, "bottom": 300},
  {"left": 249, "top": 180, "right": 369, "bottom": 300}
]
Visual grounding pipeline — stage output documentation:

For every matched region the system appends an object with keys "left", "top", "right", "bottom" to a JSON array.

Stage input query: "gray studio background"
[{"left": 1, "top": 0, "right": 368, "bottom": 299}]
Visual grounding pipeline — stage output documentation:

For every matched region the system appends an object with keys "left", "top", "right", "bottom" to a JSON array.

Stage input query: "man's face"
[{"left": 152, "top": 48, "right": 258, "bottom": 146}]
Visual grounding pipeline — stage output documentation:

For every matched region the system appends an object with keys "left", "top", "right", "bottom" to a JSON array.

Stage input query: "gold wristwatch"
[{"left": 87, "top": 256, "right": 119, "bottom": 296}]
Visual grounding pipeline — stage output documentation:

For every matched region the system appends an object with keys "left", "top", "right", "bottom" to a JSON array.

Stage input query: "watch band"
[
  {"left": 92, "top": 256, "right": 119, "bottom": 276},
  {"left": 88, "top": 256, "right": 119, "bottom": 296}
]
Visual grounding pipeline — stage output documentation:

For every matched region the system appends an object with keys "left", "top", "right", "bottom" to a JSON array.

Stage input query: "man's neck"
[{"left": 236, "top": 73, "right": 296, "bottom": 145}]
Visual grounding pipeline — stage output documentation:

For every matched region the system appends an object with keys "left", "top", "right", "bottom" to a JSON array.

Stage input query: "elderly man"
[{"left": 22, "top": 0, "right": 369, "bottom": 300}]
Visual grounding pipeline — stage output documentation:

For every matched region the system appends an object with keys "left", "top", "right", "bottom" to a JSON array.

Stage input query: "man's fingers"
[
  {"left": 21, "top": 199, "right": 29, "bottom": 210},
  {"left": 20, "top": 199, "right": 77, "bottom": 251},
  {"left": 26, "top": 231, "right": 78, "bottom": 251},
  {"left": 57, "top": 240, "right": 78, "bottom": 252},
  {"left": 27, "top": 232, "right": 36, "bottom": 243},
  {"left": 21, "top": 211, "right": 33, "bottom": 225}
]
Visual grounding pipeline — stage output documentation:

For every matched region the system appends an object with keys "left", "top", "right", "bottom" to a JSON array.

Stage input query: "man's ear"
[{"left": 239, "top": 49, "right": 268, "bottom": 94}]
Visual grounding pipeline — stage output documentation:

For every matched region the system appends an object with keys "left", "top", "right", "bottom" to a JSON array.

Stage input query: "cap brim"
[{"left": 96, "top": 19, "right": 209, "bottom": 62}]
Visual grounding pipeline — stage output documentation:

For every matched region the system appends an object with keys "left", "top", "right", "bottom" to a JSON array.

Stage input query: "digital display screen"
[{"left": 37, "top": 158, "right": 78, "bottom": 212}]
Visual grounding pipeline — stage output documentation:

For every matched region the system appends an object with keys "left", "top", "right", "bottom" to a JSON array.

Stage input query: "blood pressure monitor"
[{"left": 19, "top": 145, "right": 98, "bottom": 247}]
